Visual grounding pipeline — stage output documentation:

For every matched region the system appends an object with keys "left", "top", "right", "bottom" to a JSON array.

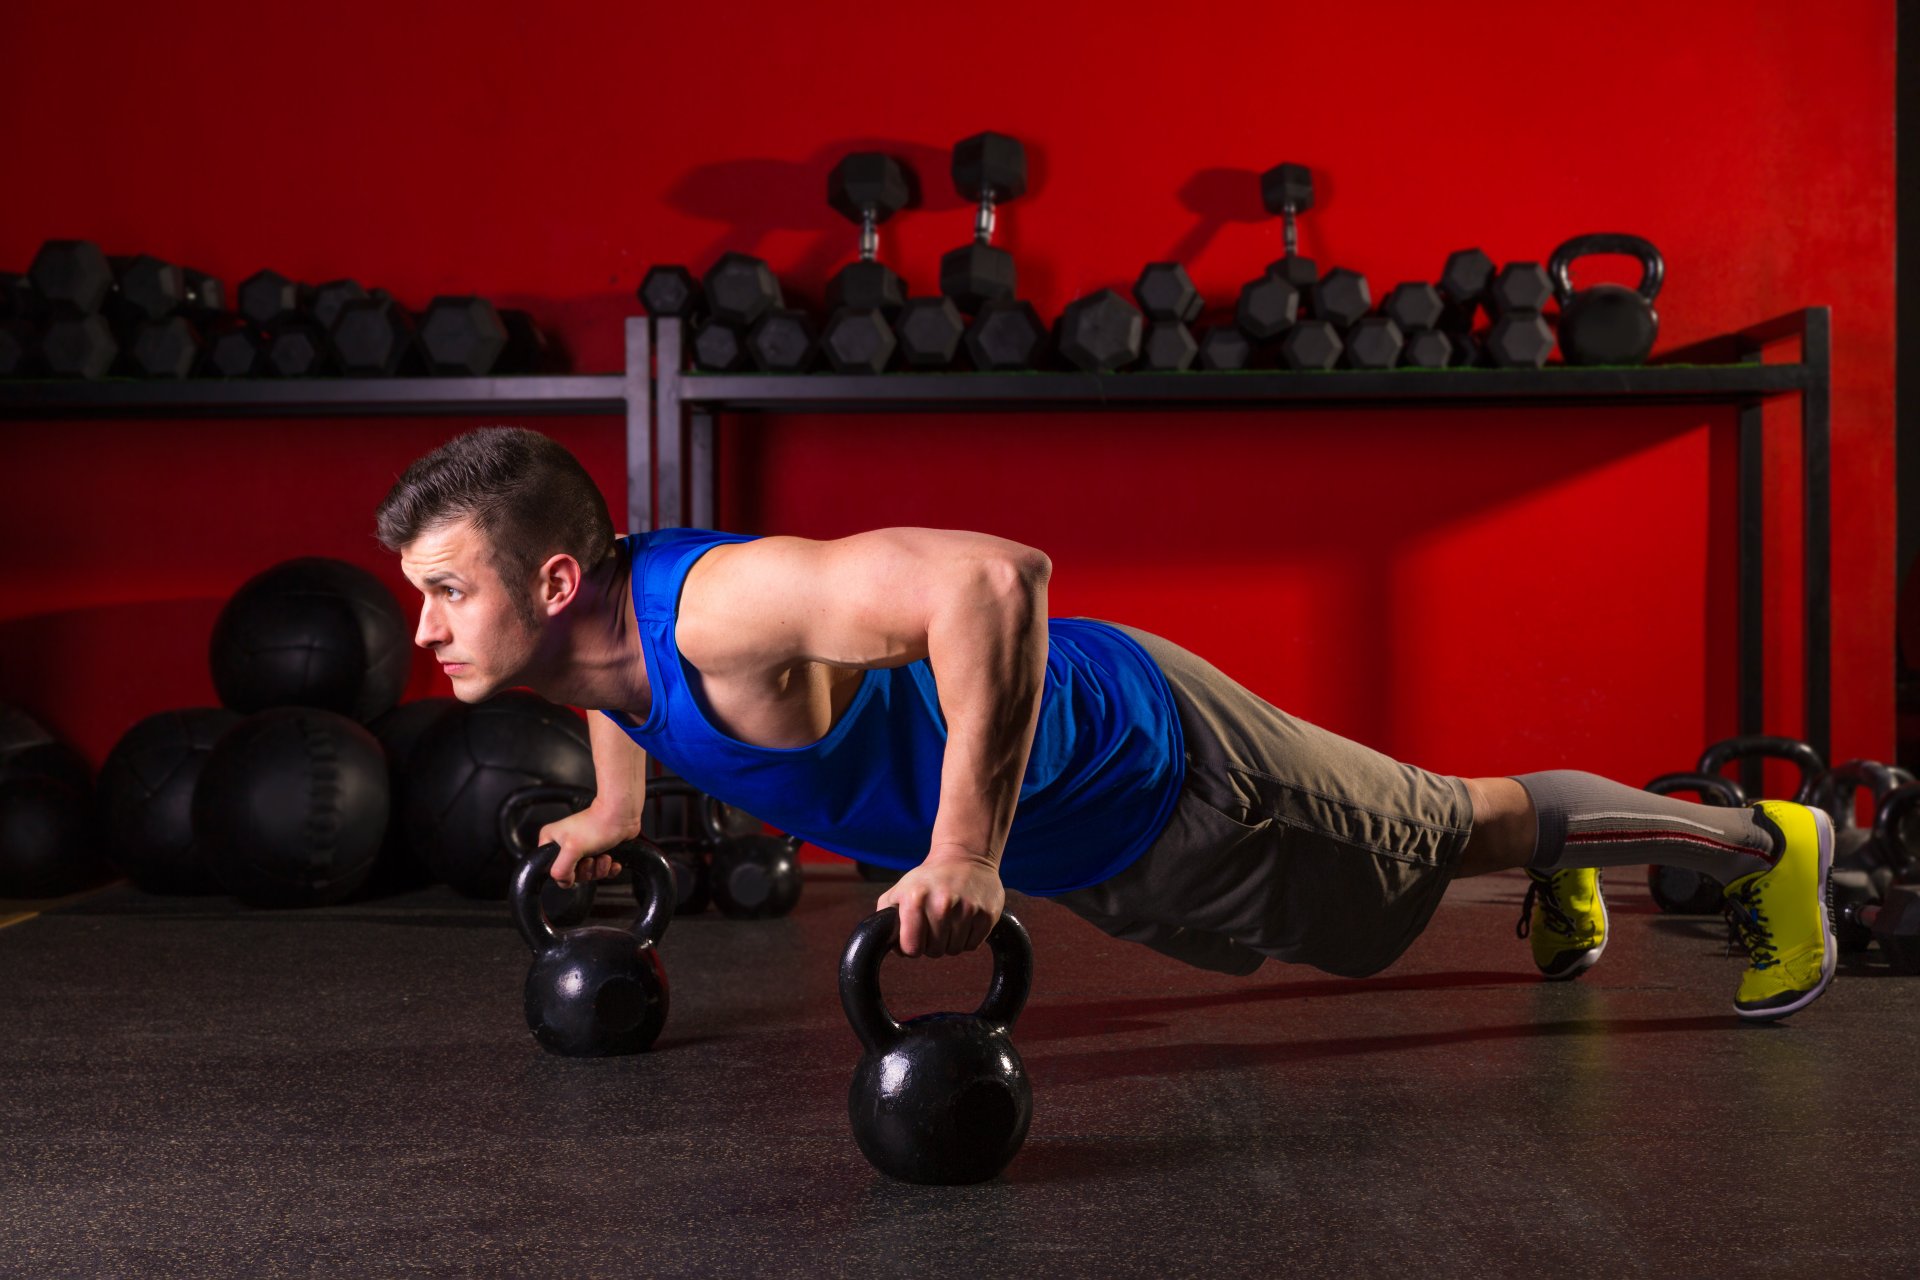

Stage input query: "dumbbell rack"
[
  {"left": 649, "top": 308, "right": 1834, "bottom": 779},
  {"left": 0, "top": 307, "right": 1833, "bottom": 776}
]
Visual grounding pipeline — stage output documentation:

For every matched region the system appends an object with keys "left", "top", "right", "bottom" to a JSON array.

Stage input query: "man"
[{"left": 378, "top": 426, "right": 1836, "bottom": 1021}]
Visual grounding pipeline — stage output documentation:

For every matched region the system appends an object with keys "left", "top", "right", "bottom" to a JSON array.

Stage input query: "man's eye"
[{"left": 444, "top": 588, "right": 461, "bottom": 600}]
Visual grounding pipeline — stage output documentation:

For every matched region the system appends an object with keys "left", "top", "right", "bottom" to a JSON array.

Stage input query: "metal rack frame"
[{"left": 0, "top": 307, "right": 1834, "bottom": 774}]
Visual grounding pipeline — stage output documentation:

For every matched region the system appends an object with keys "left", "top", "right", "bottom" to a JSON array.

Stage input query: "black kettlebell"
[
  {"left": 1873, "top": 780, "right": 1920, "bottom": 881},
  {"left": 649, "top": 776, "right": 803, "bottom": 919},
  {"left": 1815, "top": 760, "right": 1906, "bottom": 874},
  {"left": 498, "top": 784, "right": 598, "bottom": 929},
  {"left": 511, "top": 836, "right": 676, "bottom": 1057},
  {"left": 1643, "top": 772, "right": 1747, "bottom": 915},
  {"left": 1548, "top": 233, "right": 1664, "bottom": 366},
  {"left": 840, "top": 905, "right": 1033, "bottom": 1185},
  {"left": 1696, "top": 734, "right": 1826, "bottom": 804}
]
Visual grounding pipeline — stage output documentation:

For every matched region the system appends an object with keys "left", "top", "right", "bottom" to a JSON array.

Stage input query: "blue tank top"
[{"left": 599, "top": 529, "right": 1185, "bottom": 896}]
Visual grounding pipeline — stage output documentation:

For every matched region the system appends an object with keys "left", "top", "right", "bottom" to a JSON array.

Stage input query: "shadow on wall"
[{"left": 664, "top": 136, "right": 1005, "bottom": 305}]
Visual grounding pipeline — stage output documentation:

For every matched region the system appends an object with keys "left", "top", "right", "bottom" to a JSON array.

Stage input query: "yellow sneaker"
[
  {"left": 1722, "top": 800, "right": 1836, "bottom": 1021},
  {"left": 1515, "top": 868, "right": 1607, "bottom": 980}
]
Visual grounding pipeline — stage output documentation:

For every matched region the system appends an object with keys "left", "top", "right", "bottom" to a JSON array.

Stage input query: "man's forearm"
[
  {"left": 587, "top": 709, "right": 649, "bottom": 838},
  {"left": 924, "top": 557, "right": 1051, "bottom": 870}
]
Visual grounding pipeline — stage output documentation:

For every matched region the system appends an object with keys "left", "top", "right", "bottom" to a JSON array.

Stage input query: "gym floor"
[{"left": 5, "top": 865, "right": 1917, "bottom": 1278}]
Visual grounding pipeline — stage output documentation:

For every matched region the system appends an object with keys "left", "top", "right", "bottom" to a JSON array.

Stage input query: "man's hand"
[
  {"left": 876, "top": 846, "right": 1006, "bottom": 958},
  {"left": 538, "top": 805, "right": 639, "bottom": 888}
]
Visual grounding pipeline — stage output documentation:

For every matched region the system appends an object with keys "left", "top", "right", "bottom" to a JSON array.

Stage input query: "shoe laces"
[
  {"left": 1721, "top": 881, "right": 1777, "bottom": 969},
  {"left": 1515, "top": 872, "right": 1577, "bottom": 941}
]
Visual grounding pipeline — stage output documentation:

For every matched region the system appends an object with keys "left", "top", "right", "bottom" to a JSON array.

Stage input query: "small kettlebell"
[
  {"left": 511, "top": 836, "right": 676, "bottom": 1057},
  {"left": 1816, "top": 760, "right": 1906, "bottom": 872},
  {"left": 1548, "top": 233, "right": 1664, "bottom": 366},
  {"left": 841, "top": 905, "right": 1033, "bottom": 1185},
  {"left": 1642, "top": 772, "right": 1747, "bottom": 915},
  {"left": 1696, "top": 734, "right": 1826, "bottom": 804},
  {"left": 649, "top": 777, "right": 804, "bottom": 919},
  {"left": 499, "top": 784, "right": 599, "bottom": 928}
]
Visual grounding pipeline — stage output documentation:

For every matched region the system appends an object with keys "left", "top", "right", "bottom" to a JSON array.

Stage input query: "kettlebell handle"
[
  {"left": 1548, "top": 233, "right": 1664, "bottom": 308},
  {"left": 1818, "top": 759, "right": 1901, "bottom": 817},
  {"left": 1872, "top": 781, "right": 1920, "bottom": 875},
  {"left": 1694, "top": 735, "right": 1825, "bottom": 804},
  {"left": 1644, "top": 771, "right": 1749, "bottom": 807},
  {"left": 509, "top": 837, "right": 678, "bottom": 956},
  {"left": 647, "top": 776, "right": 799, "bottom": 852},
  {"left": 838, "top": 905, "right": 1033, "bottom": 1056},
  {"left": 499, "top": 783, "right": 595, "bottom": 858}
]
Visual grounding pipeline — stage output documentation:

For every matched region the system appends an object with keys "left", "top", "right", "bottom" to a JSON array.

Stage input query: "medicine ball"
[
  {"left": 193, "top": 707, "right": 389, "bottom": 907},
  {"left": 0, "top": 773, "right": 103, "bottom": 898},
  {"left": 208, "top": 557, "right": 410, "bottom": 722},
  {"left": 402, "top": 690, "right": 594, "bottom": 898},
  {"left": 95, "top": 707, "right": 240, "bottom": 894},
  {"left": 0, "top": 703, "right": 93, "bottom": 795},
  {"left": 365, "top": 696, "right": 460, "bottom": 890}
]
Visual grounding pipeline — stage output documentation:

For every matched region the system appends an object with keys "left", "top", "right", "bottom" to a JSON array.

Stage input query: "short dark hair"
[{"left": 375, "top": 427, "right": 616, "bottom": 611}]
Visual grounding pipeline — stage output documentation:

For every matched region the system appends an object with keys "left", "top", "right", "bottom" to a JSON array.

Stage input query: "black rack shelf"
[{"left": 0, "top": 307, "right": 1834, "bottom": 775}]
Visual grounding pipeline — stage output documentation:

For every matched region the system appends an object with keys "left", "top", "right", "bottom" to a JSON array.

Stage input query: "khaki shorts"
[{"left": 1051, "top": 624, "right": 1476, "bottom": 979}]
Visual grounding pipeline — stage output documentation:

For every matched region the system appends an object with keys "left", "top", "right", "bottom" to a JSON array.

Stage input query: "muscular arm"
[{"left": 588, "top": 709, "right": 649, "bottom": 840}]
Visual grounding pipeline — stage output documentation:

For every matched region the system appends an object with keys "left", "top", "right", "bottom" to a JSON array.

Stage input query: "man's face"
[{"left": 398, "top": 518, "right": 537, "bottom": 702}]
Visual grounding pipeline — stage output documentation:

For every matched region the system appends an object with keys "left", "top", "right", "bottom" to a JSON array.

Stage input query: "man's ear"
[{"left": 537, "top": 552, "right": 585, "bottom": 616}]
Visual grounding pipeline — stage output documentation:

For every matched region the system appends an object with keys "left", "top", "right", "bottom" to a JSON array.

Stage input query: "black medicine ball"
[
  {"left": 96, "top": 707, "right": 240, "bottom": 894},
  {"left": 208, "top": 557, "right": 411, "bottom": 722},
  {"left": 402, "top": 690, "right": 594, "bottom": 898},
  {"left": 0, "top": 773, "right": 103, "bottom": 898},
  {"left": 193, "top": 706, "right": 389, "bottom": 907},
  {"left": 365, "top": 696, "right": 461, "bottom": 888}
]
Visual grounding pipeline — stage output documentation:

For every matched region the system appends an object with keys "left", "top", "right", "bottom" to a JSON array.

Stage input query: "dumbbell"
[
  {"left": 1382, "top": 283, "right": 1452, "bottom": 370},
  {"left": 1273, "top": 268, "right": 1368, "bottom": 372},
  {"left": 1439, "top": 248, "right": 1495, "bottom": 366},
  {"left": 1056, "top": 289, "right": 1144, "bottom": 373},
  {"left": 235, "top": 270, "right": 332, "bottom": 376},
  {"left": 1228, "top": 164, "right": 1315, "bottom": 358},
  {"left": 112, "top": 255, "right": 225, "bottom": 324},
  {"left": 964, "top": 299, "right": 1047, "bottom": 372},
  {"left": 1133, "top": 263, "right": 1202, "bottom": 371},
  {"left": 29, "top": 240, "right": 115, "bottom": 316},
  {"left": 1836, "top": 882, "right": 1920, "bottom": 974},
  {"left": 1642, "top": 772, "right": 1749, "bottom": 914},
  {"left": 204, "top": 317, "right": 266, "bottom": 378},
  {"left": 1260, "top": 163, "right": 1318, "bottom": 292},
  {"left": 639, "top": 265, "right": 702, "bottom": 321},
  {"left": 421, "top": 296, "right": 522, "bottom": 376},
  {"left": 940, "top": 132, "right": 1026, "bottom": 314},
  {"left": 700, "top": 252, "right": 813, "bottom": 373},
  {"left": 1198, "top": 326, "right": 1253, "bottom": 371},
  {"left": 334, "top": 295, "right": 417, "bottom": 376},
  {"left": 1486, "top": 262, "right": 1557, "bottom": 368},
  {"left": 894, "top": 297, "right": 967, "bottom": 369},
  {"left": 821, "top": 152, "right": 910, "bottom": 375}
]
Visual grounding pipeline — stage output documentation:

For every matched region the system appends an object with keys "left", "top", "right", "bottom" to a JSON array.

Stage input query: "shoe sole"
[
  {"left": 1735, "top": 806, "right": 1837, "bottom": 1022},
  {"left": 1543, "top": 872, "right": 1608, "bottom": 981}
]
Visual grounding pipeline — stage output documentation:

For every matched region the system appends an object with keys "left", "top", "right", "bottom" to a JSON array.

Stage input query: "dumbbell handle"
[
  {"left": 860, "top": 206, "right": 879, "bottom": 263},
  {"left": 1281, "top": 206, "right": 1299, "bottom": 259},
  {"left": 975, "top": 195, "right": 997, "bottom": 246}
]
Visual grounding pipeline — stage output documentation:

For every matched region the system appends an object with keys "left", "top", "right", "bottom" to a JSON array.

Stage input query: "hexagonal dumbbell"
[
  {"left": 821, "top": 309, "right": 895, "bottom": 374},
  {"left": 1383, "top": 283, "right": 1444, "bottom": 334},
  {"left": 40, "top": 314, "right": 118, "bottom": 378},
  {"left": 1344, "top": 317, "right": 1404, "bottom": 370},
  {"left": 1279, "top": 319, "right": 1343, "bottom": 371},
  {"left": 267, "top": 316, "right": 333, "bottom": 377},
  {"left": 691, "top": 318, "right": 749, "bottom": 372},
  {"left": 639, "top": 265, "right": 703, "bottom": 320},
  {"left": 895, "top": 297, "right": 966, "bottom": 370},
  {"left": 1311, "top": 268, "right": 1371, "bottom": 329},
  {"left": 1236, "top": 274, "right": 1300, "bottom": 344},
  {"left": 1, "top": 272, "right": 42, "bottom": 321},
  {"left": 334, "top": 297, "right": 418, "bottom": 376},
  {"left": 1198, "top": 326, "right": 1252, "bottom": 371},
  {"left": 420, "top": 296, "right": 509, "bottom": 375},
  {"left": 1261, "top": 164, "right": 1318, "bottom": 291},
  {"left": 747, "top": 308, "right": 817, "bottom": 373},
  {"left": 29, "top": 240, "right": 114, "bottom": 315},
  {"left": 1056, "top": 289, "right": 1144, "bottom": 373},
  {"left": 311, "top": 279, "right": 370, "bottom": 332},
  {"left": 964, "top": 299, "right": 1046, "bottom": 371},
  {"left": 130, "top": 316, "right": 204, "bottom": 378},
  {"left": 238, "top": 269, "right": 311, "bottom": 329},
  {"left": 204, "top": 319, "right": 264, "bottom": 377},
  {"left": 827, "top": 152, "right": 909, "bottom": 318},
  {"left": 940, "top": 132, "right": 1026, "bottom": 314},
  {"left": 1401, "top": 328, "right": 1454, "bottom": 369},
  {"left": 1486, "top": 262, "right": 1557, "bottom": 368},
  {"left": 1133, "top": 263, "right": 1203, "bottom": 372},
  {"left": 704, "top": 253, "right": 783, "bottom": 329}
]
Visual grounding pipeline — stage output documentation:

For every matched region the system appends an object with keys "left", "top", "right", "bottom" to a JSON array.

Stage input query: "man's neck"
[{"left": 527, "top": 544, "right": 651, "bottom": 713}]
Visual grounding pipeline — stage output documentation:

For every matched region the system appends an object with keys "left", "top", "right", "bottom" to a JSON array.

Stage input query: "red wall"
[{"left": 0, "top": 1, "right": 1897, "bottom": 802}]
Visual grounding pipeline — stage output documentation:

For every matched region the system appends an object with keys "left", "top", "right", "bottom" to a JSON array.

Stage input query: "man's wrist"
[{"left": 923, "top": 842, "right": 1000, "bottom": 872}]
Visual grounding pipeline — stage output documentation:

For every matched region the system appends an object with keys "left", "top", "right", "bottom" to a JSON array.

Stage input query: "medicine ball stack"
[
  {"left": 0, "top": 240, "right": 563, "bottom": 380},
  {"left": 637, "top": 144, "right": 1673, "bottom": 374}
]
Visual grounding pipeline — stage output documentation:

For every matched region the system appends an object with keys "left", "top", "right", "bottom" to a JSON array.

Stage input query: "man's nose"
[{"left": 415, "top": 607, "right": 448, "bottom": 649}]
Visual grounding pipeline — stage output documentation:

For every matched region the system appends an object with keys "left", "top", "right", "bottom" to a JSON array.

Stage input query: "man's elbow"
[{"left": 981, "top": 551, "right": 1052, "bottom": 597}]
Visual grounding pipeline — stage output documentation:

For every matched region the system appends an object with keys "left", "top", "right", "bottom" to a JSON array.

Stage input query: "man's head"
[{"left": 376, "top": 427, "right": 616, "bottom": 700}]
